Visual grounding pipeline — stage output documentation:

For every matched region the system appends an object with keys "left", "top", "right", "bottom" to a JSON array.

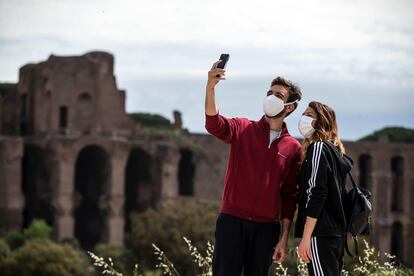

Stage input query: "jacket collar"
[{"left": 258, "top": 115, "right": 290, "bottom": 138}]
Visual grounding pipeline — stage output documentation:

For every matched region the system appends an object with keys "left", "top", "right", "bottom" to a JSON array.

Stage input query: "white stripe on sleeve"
[{"left": 305, "top": 142, "right": 323, "bottom": 208}]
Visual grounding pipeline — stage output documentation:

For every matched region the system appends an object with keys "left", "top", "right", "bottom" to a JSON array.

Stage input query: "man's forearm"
[
  {"left": 205, "top": 84, "right": 218, "bottom": 116},
  {"left": 279, "top": 218, "right": 292, "bottom": 243}
]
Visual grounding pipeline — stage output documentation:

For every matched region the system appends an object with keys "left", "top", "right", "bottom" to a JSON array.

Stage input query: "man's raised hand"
[{"left": 207, "top": 60, "right": 226, "bottom": 88}]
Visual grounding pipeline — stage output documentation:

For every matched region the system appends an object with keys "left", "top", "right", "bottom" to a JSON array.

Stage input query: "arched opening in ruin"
[
  {"left": 74, "top": 145, "right": 110, "bottom": 250},
  {"left": 124, "top": 148, "right": 153, "bottom": 232},
  {"left": 45, "top": 90, "right": 52, "bottom": 131},
  {"left": 391, "top": 221, "right": 404, "bottom": 262},
  {"left": 21, "top": 145, "right": 54, "bottom": 228},
  {"left": 358, "top": 154, "right": 372, "bottom": 190},
  {"left": 59, "top": 106, "right": 68, "bottom": 130},
  {"left": 391, "top": 156, "right": 404, "bottom": 212},
  {"left": 178, "top": 148, "right": 195, "bottom": 196},
  {"left": 76, "top": 93, "right": 93, "bottom": 134}
]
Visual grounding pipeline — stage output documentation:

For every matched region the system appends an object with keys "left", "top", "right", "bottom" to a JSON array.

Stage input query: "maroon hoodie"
[{"left": 205, "top": 112, "right": 301, "bottom": 222}]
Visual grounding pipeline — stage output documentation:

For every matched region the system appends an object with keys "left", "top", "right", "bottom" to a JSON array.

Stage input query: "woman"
[{"left": 294, "top": 101, "right": 352, "bottom": 276}]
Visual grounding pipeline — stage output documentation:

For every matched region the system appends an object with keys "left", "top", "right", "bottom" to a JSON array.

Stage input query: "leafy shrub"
[
  {"left": 0, "top": 238, "right": 10, "bottom": 258},
  {"left": 3, "top": 219, "right": 52, "bottom": 252},
  {"left": 23, "top": 219, "right": 52, "bottom": 240},
  {"left": 0, "top": 239, "right": 91, "bottom": 276},
  {"left": 4, "top": 230, "right": 25, "bottom": 250},
  {"left": 126, "top": 198, "right": 219, "bottom": 275}
]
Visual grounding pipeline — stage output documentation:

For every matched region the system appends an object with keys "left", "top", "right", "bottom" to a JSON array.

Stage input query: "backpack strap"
[
  {"left": 324, "top": 141, "right": 348, "bottom": 227},
  {"left": 348, "top": 172, "right": 358, "bottom": 189}
]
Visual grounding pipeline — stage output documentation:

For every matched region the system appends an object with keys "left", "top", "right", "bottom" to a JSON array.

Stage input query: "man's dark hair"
[{"left": 271, "top": 76, "right": 302, "bottom": 117}]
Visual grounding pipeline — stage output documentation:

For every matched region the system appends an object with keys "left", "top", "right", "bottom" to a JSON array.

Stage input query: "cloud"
[
  {"left": 1, "top": 0, "right": 413, "bottom": 139},
  {"left": 1, "top": 36, "right": 413, "bottom": 87},
  {"left": 1, "top": 0, "right": 413, "bottom": 46}
]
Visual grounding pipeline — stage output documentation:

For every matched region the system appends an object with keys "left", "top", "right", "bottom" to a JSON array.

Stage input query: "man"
[{"left": 205, "top": 60, "right": 302, "bottom": 276}]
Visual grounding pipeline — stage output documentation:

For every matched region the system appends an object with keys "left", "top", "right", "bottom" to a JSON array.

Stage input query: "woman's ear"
[{"left": 311, "top": 118, "right": 317, "bottom": 128}]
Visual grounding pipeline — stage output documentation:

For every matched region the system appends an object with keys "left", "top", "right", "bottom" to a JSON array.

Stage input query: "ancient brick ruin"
[{"left": 0, "top": 52, "right": 412, "bottom": 265}]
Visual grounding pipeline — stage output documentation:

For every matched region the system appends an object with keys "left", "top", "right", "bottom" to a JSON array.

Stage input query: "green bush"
[
  {"left": 0, "top": 238, "right": 10, "bottom": 258},
  {"left": 3, "top": 219, "right": 52, "bottom": 252},
  {"left": 23, "top": 219, "right": 52, "bottom": 240},
  {"left": 126, "top": 198, "right": 219, "bottom": 275},
  {"left": 0, "top": 239, "right": 91, "bottom": 276},
  {"left": 4, "top": 230, "right": 25, "bottom": 250}
]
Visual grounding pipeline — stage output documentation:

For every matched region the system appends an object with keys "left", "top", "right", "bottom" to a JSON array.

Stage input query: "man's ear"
[{"left": 287, "top": 103, "right": 295, "bottom": 113}]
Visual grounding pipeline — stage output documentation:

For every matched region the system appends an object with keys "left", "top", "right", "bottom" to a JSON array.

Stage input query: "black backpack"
[
  {"left": 343, "top": 173, "right": 373, "bottom": 257},
  {"left": 324, "top": 141, "right": 372, "bottom": 257}
]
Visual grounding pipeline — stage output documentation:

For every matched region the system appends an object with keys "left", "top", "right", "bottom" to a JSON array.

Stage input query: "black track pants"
[
  {"left": 212, "top": 213, "right": 280, "bottom": 276},
  {"left": 307, "top": 236, "right": 344, "bottom": 276}
]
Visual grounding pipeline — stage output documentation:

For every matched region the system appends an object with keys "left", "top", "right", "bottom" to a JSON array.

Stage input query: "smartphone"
[
  {"left": 216, "top": 53, "right": 230, "bottom": 77},
  {"left": 217, "top": 54, "right": 230, "bottom": 69}
]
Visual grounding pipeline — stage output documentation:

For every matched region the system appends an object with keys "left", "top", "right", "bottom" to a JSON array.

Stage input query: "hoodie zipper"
[
  {"left": 268, "top": 131, "right": 282, "bottom": 148},
  {"left": 250, "top": 135, "right": 284, "bottom": 220}
]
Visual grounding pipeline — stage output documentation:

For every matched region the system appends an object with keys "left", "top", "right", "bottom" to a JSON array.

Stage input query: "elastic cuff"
[
  {"left": 205, "top": 112, "right": 220, "bottom": 129},
  {"left": 305, "top": 209, "right": 320, "bottom": 219}
]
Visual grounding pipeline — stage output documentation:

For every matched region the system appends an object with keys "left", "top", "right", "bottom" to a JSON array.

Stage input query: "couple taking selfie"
[{"left": 205, "top": 56, "right": 352, "bottom": 276}]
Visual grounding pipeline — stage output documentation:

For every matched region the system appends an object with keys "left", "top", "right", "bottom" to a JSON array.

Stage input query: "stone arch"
[
  {"left": 391, "top": 221, "right": 404, "bottom": 262},
  {"left": 21, "top": 144, "right": 54, "bottom": 228},
  {"left": 76, "top": 92, "right": 93, "bottom": 134},
  {"left": 358, "top": 154, "right": 372, "bottom": 190},
  {"left": 74, "top": 145, "right": 110, "bottom": 250},
  {"left": 124, "top": 147, "right": 154, "bottom": 232},
  {"left": 391, "top": 156, "right": 404, "bottom": 212},
  {"left": 178, "top": 148, "right": 195, "bottom": 196}
]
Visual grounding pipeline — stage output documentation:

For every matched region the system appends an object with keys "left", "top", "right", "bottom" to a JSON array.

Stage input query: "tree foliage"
[
  {"left": 359, "top": 127, "right": 414, "bottom": 143},
  {"left": 126, "top": 198, "right": 219, "bottom": 275},
  {"left": 128, "top": 113, "right": 172, "bottom": 129}
]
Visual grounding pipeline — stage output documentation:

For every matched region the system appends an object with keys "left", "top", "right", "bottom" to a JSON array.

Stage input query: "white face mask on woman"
[
  {"left": 263, "top": 95, "right": 296, "bottom": 117},
  {"left": 298, "top": 115, "right": 315, "bottom": 137}
]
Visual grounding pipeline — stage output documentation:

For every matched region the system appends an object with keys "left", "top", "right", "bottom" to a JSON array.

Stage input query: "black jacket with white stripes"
[{"left": 294, "top": 141, "right": 353, "bottom": 238}]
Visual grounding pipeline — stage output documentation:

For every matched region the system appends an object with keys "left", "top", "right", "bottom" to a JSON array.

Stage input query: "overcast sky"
[{"left": 1, "top": 0, "right": 413, "bottom": 140}]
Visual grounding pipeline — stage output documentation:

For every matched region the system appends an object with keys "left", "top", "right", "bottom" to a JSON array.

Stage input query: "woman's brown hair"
[{"left": 302, "top": 101, "right": 346, "bottom": 157}]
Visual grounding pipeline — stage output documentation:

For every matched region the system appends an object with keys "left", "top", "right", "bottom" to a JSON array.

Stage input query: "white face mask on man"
[
  {"left": 263, "top": 95, "right": 297, "bottom": 118},
  {"left": 298, "top": 115, "right": 315, "bottom": 137}
]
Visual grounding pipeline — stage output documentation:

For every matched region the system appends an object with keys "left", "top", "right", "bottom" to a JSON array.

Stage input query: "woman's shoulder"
[
  {"left": 305, "top": 140, "right": 332, "bottom": 161},
  {"left": 307, "top": 140, "right": 327, "bottom": 151}
]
